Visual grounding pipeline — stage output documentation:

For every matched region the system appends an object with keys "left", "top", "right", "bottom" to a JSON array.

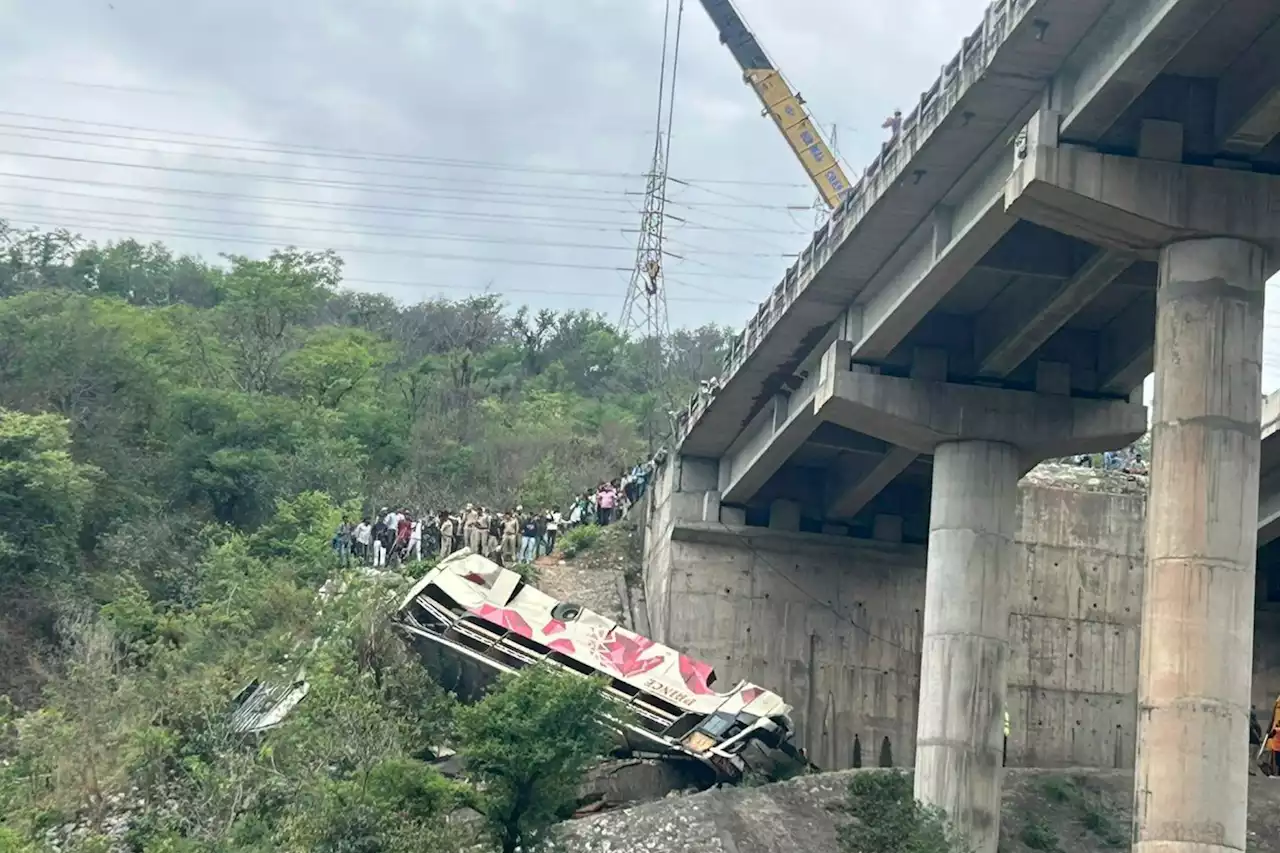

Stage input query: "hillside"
[
  {"left": 0, "top": 226, "right": 728, "bottom": 700},
  {"left": 0, "top": 225, "right": 727, "bottom": 853}
]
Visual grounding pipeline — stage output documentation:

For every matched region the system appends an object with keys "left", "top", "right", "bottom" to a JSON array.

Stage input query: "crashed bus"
[{"left": 393, "top": 550, "right": 805, "bottom": 782}]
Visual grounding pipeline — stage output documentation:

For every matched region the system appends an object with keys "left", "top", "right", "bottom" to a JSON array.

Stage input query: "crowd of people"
[{"left": 331, "top": 453, "right": 664, "bottom": 570}]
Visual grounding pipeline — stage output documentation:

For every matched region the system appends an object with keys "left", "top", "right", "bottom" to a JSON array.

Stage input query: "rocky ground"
[
  {"left": 554, "top": 767, "right": 1280, "bottom": 853},
  {"left": 1022, "top": 461, "right": 1147, "bottom": 496}
]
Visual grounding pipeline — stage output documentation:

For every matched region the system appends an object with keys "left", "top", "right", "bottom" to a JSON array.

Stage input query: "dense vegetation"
[
  {"left": 836, "top": 771, "right": 971, "bottom": 853},
  {"left": 0, "top": 221, "right": 731, "bottom": 852}
]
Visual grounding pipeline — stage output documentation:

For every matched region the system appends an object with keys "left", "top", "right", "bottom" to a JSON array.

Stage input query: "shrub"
[
  {"left": 1079, "top": 794, "right": 1126, "bottom": 848},
  {"left": 510, "top": 561, "right": 541, "bottom": 586},
  {"left": 835, "top": 770, "right": 970, "bottom": 853},
  {"left": 559, "top": 525, "right": 600, "bottom": 559},
  {"left": 1020, "top": 817, "right": 1059, "bottom": 851}
]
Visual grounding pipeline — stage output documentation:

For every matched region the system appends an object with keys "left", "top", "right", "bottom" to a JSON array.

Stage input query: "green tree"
[
  {"left": 209, "top": 248, "right": 341, "bottom": 393},
  {"left": 0, "top": 409, "right": 99, "bottom": 575},
  {"left": 455, "top": 667, "right": 614, "bottom": 853},
  {"left": 281, "top": 327, "right": 394, "bottom": 409}
]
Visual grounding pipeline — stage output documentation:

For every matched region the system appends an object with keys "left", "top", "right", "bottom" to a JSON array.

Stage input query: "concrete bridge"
[{"left": 659, "top": 2, "right": 1280, "bottom": 852}]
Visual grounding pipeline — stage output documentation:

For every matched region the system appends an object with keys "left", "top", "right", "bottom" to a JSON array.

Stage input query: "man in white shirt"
[
  {"left": 408, "top": 516, "right": 422, "bottom": 562},
  {"left": 353, "top": 519, "right": 372, "bottom": 564},
  {"left": 544, "top": 507, "right": 562, "bottom": 555}
]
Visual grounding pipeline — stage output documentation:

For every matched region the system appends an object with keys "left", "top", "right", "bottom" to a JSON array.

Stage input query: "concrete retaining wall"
[
  {"left": 1008, "top": 485, "right": 1144, "bottom": 769},
  {"left": 640, "top": 461, "right": 1188, "bottom": 771}
]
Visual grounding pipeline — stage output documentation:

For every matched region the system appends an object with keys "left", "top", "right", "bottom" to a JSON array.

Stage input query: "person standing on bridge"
[{"left": 882, "top": 109, "right": 903, "bottom": 138}]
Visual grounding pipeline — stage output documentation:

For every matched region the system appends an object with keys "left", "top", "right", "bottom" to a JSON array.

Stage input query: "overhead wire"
[
  {"left": 0, "top": 108, "right": 812, "bottom": 188},
  {"left": 334, "top": 276, "right": 752, "bottom": 305},
  {"left": 0, "top": 174, "right": 790, "bottom": 236},
  {"left": 0, "top": 127, "right": 647, "bottom": 200},
  {"left": 669, "top": 175, "right": 811, "bottom": 211},
  {"left": 0, "top": 196, "right": 789, "bottom": 262},
  {"left": 665, "top": 200, "right": 807, "bottom": 252},
  {"left": 0, "top": 200, "right": 639, "bottom": 254},
  {"left": 0, "top": 109, "right": 653, "bottom": 180},
  {"left": 0, "top": 73, "right": 809, "bottom": 303},
  {"left": 0, "top": 212, "right": 777, "bottom": 279},
  {"left": 0, "top": 150, "right": 660, "bottom": 212},
  {"left": 0, "top": 148, "right": 806, "bottom": 212}
]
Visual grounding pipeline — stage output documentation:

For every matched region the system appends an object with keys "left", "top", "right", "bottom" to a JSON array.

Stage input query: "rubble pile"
[{"left": 1022, "top": 460, "right": 1147, "bottom": 496}]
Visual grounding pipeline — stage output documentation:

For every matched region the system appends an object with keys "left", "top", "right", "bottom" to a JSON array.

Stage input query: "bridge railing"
[{"left": 682, "top": 0, "right": 1035, "bottom": 444}]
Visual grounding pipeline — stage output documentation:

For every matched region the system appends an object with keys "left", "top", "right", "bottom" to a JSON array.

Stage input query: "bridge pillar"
[
  {"left": 1135, "top": 237, "right": 1266, "bottom": 853},
  {"left": 808, "top": 364, "right": 1146, "bottom": 853},
  {"left": 915, "top": 439, "right": 1018, "bottom": 853},
  {"left": 1007, "top": 133, "right": 1280, "bottom": 853}
]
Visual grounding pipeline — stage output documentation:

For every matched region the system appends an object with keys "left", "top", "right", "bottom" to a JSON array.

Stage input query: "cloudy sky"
[{"left": 2, "top": 0, "right": 1279, "bottom": 390}]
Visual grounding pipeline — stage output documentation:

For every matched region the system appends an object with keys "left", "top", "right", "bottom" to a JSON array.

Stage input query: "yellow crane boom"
[{"left": 695, "top": 0, "right": 851, "bottom": 209}]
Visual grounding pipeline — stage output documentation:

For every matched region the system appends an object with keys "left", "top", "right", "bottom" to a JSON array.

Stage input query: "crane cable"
[{"left": 653, "top": 0, "right": 686, "bottom": 271}]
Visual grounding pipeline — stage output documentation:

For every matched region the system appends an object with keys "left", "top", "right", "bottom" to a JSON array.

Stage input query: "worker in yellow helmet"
[{"left": 1003, "top": 707, "right": 1011, "bottom": 766}]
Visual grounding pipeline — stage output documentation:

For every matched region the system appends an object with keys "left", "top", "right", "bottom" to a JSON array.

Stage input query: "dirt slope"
[
  {"left": 554, "top": 768, "right": 1280, "bottom": 853},
  {"left": 534, "top": 520, "right": 643, "bottom": 629}
]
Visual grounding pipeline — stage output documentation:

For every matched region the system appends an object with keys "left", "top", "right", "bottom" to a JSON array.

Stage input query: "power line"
[
  {"left": 0, "top": 150, "right": 655, "bottom": 212},
  {"left": 0, "top": 128, "right": 647, "bottom": 201},
  {"left": 0, "top": 212, "right": 776, "bottom": 279},
  {"left": 0, "top": 108, "right": 814, "bottom": 188},
  {"left": 0, "top": 183, "right": 641, "bottom": 234},
  {"left": 0, "top": 200, "right": 638, "bottom": 254},
  {"left": 665, "top": 200, "right": 807, "bottom": 252},
  {"left": 0, "top": 148, "right": 807, "bottom": 212},
  {"left": 665, "top": 177, "right": 812, "bottom": 210},
  {"left": 0, "top": 109, "right": 653, "bottom": 180},
  {"left": 0, "top": 197, "right": 792, "bottom": 263},
  {"left": 338, "top": 277, "right": 751, "bottom": 305},
  {"left": 0, "top": 174, "right": 775, "bottom": 235}
]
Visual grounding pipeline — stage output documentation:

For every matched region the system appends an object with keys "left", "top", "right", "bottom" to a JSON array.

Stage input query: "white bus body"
[{"left": 393, "top": 550, "right": 804, "bottom": 782}]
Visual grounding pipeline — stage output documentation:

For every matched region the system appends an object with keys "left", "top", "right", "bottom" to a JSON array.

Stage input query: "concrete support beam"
[
  {"left": 1258, "top": 466, "right": 1280, "bottom": 548},
  {"left": 768, "top": 499, "right": 801, "bottom": 532},
  {"left": 1059, "top": 0, "right": 1230, "bottom": 143},
  {"left": 854, "top": 162, "right": 1018, "bottom": 361},
  {"left": 720, "top": 342, "right": 850, "bottom": 504},
  {"left": 1097, "top": 291, "right": 1157, "bottom": 395},
  {"left": 915, "top": 440, "right": 1018, "bottom": 853},
  {"left": 720, "top": 396, "right": 818, "bottom": 504},
  {"left": 826, "top": 446, "right": 917, "bottom": 520},
  {"left": 1006, "top": 142, "right": 1280, "bottom": 261},
  {"left": 813, "top": 369, "right": 1147, "bottom": 464},
  {"left": 1216, "top": 14, "right": 1280, "bottom": 157},
  {"left": 973, "top": 225, "right": 1086, "bottom": 278},
  {"left": 872, "top": 513, "right": 904, "bottom": 543},
  {"left": 1134, "top": 237, "right": 1266, "bottom": 853},
  {"left": 976, "top": 248, "right": 1134, "bottom": 377}
]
